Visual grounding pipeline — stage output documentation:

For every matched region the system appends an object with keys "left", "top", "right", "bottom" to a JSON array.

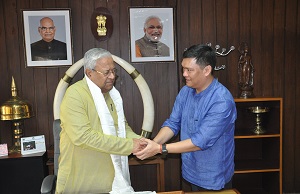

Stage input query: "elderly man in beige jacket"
[{"left": 56, "top": 48, "right": 149, "bottom": 193}]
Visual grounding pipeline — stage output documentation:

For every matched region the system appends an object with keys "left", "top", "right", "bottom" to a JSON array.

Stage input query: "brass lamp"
[{"left": 0, "top": 77, "right": 34, "bottom": 153}]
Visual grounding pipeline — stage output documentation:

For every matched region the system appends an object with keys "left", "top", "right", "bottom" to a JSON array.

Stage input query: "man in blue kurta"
[{"left": 135, "top": 44, "right": 237, "bottom": 191}]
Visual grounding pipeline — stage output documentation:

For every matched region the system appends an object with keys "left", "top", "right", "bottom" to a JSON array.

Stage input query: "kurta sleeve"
[{"left": 125, "top": 121, "right": 141, "bottom": 139}]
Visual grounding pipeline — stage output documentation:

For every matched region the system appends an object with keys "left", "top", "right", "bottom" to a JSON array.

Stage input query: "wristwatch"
[{"left": 161, "top": 144, "right": 168, "bottom": 156}]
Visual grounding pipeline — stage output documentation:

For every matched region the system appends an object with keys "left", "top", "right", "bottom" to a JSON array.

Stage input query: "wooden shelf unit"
[{"left": 233, "top": 97, "right": 282, "bottom": 194}]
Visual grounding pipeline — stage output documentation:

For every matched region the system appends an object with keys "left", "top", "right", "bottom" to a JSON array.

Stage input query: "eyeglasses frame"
[{"left": 92, "top": 68, "right": 117, "bottom": 77}]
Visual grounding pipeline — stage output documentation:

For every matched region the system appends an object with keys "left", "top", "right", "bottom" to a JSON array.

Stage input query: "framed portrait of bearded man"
[{"left": 129, "top": 7, "right": 175, "bottom": 63}]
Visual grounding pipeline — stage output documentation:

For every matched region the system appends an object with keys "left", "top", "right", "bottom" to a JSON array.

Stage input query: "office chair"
[
  {"left": 40, "top": 119, "right": 61, "bottom": 194},
  {"left": 40, "top": 55, "right": 154, "bottom": 193}
]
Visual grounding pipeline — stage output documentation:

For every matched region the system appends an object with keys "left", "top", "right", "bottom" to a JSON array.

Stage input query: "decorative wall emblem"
[
  {"left": 91, "top": 7, "right": 113, "bottom": 41},
  {"left": 96, "top": 15, "right": 107, "bottom": 36}
]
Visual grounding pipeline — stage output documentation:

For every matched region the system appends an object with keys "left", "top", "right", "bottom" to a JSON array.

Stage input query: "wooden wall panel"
[
  {"left": 2, "top": 0, "right": 24, "bottom": 145},
  {"left": 283, "top": 0, "right": 298, "bottom": 192},
  {"left": 249, "top": 0, "right": 263, "bottom": 97},
  {"left": 214, "top": 0, "right": 228, "bottom": 85},
  {"left": 189, "top": 0, "right": 202, "bottom": 44},
  {"left": 69, "top": 0, "right": 84, "bottom": 85},
  {"left": 202, "top": 1, "right": 216, "bottom": 44},
  {"left": 0, "top": 0, "right": 300, "bottom": 193},
  {"left": 273, "top": 0, "right": 285, "bottom": 98},
  {"left": 261, "top": 0, "right": 274, "bottom": 96},
  {"left": 295, "top": 1, "right": 300, "bottom": 191},
  {"left": 177, "top": 0, "right": 189, "bottom": 86},
  {"left": 227, "top": 0, "right": 240, "bottom": 95},
  {"left": 0, "top": 0, "right": 11, "bottom": 146}
]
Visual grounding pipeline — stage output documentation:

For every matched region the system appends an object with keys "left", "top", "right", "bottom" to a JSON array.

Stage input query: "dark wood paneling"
[
  {"left": 261, "top": 0, "right": 274, "bottom": 96},
  {"left": 2, "top": 0, "right": 24, "bottom": 145},
  {"left": 283, "top": 0, "right": 298, "bottom": 192},
  {"left": 214, "top": 0, "right": 228, "bottom": 85},
  {"left": 177, "top": 0, "right": 189, "bottom": 86},
  {"left": 189, "top": 0, "right": 202, "bottom": 44},
  {"left": 0, "top": 0, "right": 300, "bottom": 193},
  {"left": 273, "top": 0, "right": 285, "bottom": 98},
  {"left": 295, "top": 1, "right": 300, "bottom": 191},
  {"left": 0, "top": 0, "right": 11, "bottom": 145},
  {"left": 227, "top": 0, "right": 240, "bottom": 95}
]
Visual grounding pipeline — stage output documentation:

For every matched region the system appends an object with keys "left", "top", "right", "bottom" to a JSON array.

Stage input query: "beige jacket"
[{"left": 56, "top": 77, "right": 140, "bottom": 193}]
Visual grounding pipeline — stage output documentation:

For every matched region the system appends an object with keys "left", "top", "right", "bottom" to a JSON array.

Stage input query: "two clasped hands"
[{"left": 132, "top": 138, "right": 160, "bottom": 160}]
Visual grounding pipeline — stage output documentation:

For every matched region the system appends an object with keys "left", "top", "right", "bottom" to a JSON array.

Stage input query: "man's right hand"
[
  {"left": 133, "top": 139, "right": 161, "bottom": 160},
  {"left": 132, "top": 138, "right": 148, "bottom": 153}
]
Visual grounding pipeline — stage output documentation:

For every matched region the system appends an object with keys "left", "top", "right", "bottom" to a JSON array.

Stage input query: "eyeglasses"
[
  {"left": 92, "top": 68, "right": 117, "bottom": 77},
  {"left": 39, "top": 26, "right": 55, "bottom": 32}
]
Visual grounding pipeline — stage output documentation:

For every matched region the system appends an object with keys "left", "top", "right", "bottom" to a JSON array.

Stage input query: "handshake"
[{"left": 132, "top": 138, "right": 161, "bottom": 160}]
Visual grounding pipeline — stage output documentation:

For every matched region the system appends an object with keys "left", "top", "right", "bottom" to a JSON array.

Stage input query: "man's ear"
[
  {"left": 204, "top": 65, "right": 212, "bottom": 76},
  {"left": 85, "top": 69, "right": 92, "bottom": 78}
]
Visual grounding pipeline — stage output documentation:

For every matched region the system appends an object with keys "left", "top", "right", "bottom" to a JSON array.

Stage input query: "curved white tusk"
[
  {"left": 112, "top": 55, "right": 154, "bottom": 137},
  {"left": 53, "top": 59, "right": 83, "bottom": 120}
]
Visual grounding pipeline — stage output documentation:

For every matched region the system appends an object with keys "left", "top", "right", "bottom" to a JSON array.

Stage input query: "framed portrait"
[
  {"left": 129, "top": 7, "right": 175, "bottom": 63},
  {"left": 22, "top": 9, "right": 72, "bottom": 67}
]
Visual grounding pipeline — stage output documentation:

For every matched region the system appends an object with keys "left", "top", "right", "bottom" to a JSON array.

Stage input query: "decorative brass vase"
[{"left": 248, "top": 106, "right": 269, "bottom": 135}]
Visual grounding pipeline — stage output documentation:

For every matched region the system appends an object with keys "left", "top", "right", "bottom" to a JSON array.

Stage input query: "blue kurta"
[{"left": 162, "top": 78, "right": 237, "bottom": 190}]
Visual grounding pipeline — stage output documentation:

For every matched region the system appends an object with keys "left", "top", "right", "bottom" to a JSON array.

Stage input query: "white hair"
[
  {"left": 83, "top": 48, "right": 112, "bottom": 71},
  {"left": 144, "top": 15, "right": 163, "bottom": 28}
]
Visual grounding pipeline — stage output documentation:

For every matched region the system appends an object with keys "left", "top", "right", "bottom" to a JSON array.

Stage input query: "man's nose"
[
  {"left": 182, "top": 69, "right": 189, "bottom": 77},
  {"left": 108, "top": 72, "right": 116, "bottom": 79}
]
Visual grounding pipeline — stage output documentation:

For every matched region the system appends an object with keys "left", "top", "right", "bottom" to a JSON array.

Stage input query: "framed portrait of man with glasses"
[
  {"left": 129, "top": 7, "right": 176, "bottom": 63},
  {"left": 22, "top": 9, "right": 73, "bottom": 67}
]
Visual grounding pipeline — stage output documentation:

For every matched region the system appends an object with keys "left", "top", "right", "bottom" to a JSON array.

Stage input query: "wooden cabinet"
[
  {"left": 233, "top": 98, "right": 282, "bottom": 194},
  {"left": 0, "top": 152, "right": 48, "bottom": 194}
]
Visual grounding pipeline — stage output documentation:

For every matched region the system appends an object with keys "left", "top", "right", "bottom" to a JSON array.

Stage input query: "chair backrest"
[{"left": 53, "top": 119, "right": 61, "bottom": 176}]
